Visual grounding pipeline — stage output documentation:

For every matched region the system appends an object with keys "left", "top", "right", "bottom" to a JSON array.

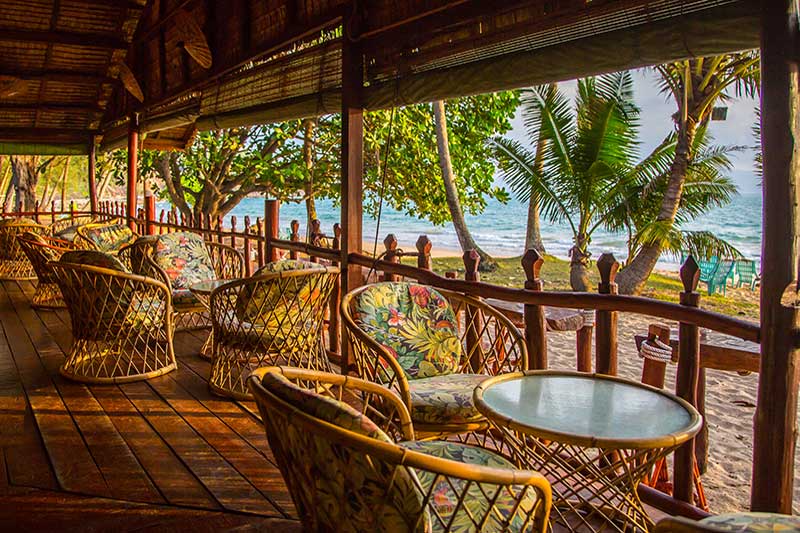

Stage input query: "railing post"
[
  {"left": 576, "top": 312, "right": 594, "bottom": 373},
  {"left": 289, "top": 220, "right": 300, "bottom": 260},
  {"left": 243, "top": 216, "right": 253, "bottom": 276},
  {"left": 50, "top": 201, "right": 56, "bottom": 224},
  {"left": 216, "top": 215, "right": 223, "bottom": 243},
  {"left": 595, "top": 253, "right": 619, "bottom": 375},
  {"left": 329, "top": 222, "right": 342, "bottom": 358},
  {"left": 382, "top": 234, "right": 399, "bottom": 281},
  {"left": 416, "top": 235, "right": 432, "bottom": 270},
  {"left": 521, "top": 249, "right": 547, "bottom": 370},
  {"left": 265, "top": 199, "right": 280, "bottom": 262},
  {"left": 641, "top": 324, "right": 672, "bottom": 389},
  {"left": 158, "top": 210, "right": 165, "bottom": 234},
  {"left": 463, "top": 250, "right": 482, "bottom": 371},
  {"left": 230, "top": 216, "right": 237, "bottom": 249},
  {"left": 674, "top": 256, "right": 701, "bottom": 504},
  {"left": 310, "top": 219, "right": 322, "bottom": 263},
  {"left": 33, "top": 200, "right": 40, "bottom": 223},
  {"left": 256, "top": 218, "right": 265, "bottom": 268},
  {"left": 332, "top": 223, "right": 342, "bottom": 253},
  {"left": 144, "top": 190, "right": 155, "bottom": 235}
]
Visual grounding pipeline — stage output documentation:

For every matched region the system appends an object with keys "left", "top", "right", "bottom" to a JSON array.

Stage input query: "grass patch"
[{"left": 401, "top": 254, "right": 759, "bottom": 322}]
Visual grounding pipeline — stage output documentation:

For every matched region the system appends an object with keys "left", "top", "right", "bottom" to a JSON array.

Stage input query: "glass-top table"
[
  {"left": 189, "top": 279, "right": 233, "bottom": 360},
  {"left": 474, "top": 371, "right": 702, "bottom": 532}
]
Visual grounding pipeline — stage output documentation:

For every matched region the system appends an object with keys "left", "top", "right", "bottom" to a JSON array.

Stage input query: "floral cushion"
[
  {"left": 407, "top": 373, "right": 486, "bottom": 425},
  {"left": 60, "top": 250, "right": 129, "bottom": 273},
  {"left": 354, "top": 282, "right": 462, "bottom": 380},
  {"left": 258, "top": 372, "right": 428, "bottom": 532},
  {"left": 172, "top": 288, "right": 201, "bottom": 306},
  {"left": 153, "top": 232, "right": 215, "bottom": 289},
  {"left": 80, "top": 222, "right": 137, "bottom": 253},
  {"left": 701, "top": 513, "right": 800, "bottom": 531},
  {"left": 400, "top": 440, "right": 539, "bottom": 532},
  {"left": 253, "top": 259, "right": 325, "bottom": 275}
]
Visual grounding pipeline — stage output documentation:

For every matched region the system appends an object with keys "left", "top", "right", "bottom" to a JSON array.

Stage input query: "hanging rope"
[{"left": 367, "top": 106, "right": 397, "bottom": 282}]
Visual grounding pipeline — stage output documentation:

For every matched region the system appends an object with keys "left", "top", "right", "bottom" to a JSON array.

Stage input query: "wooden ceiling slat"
[
  {"left": 0, "top": 68, "right": 115, "bottom": 85},
  {"left": 0, "top": 28, "right": 128, "bottom": 49}
]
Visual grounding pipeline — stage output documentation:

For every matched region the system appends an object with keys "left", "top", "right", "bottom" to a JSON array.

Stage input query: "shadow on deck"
[{"left": 0, "top": 279, "right": 300, "bottom": 531}]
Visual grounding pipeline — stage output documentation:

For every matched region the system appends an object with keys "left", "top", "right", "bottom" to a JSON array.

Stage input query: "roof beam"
[
  {"left": 0, "top": 68, "right": 116, "bottom": 85},
  {"left": 0, "top": 28, "right": 128, "bottom": 50},
  {"left": 0, "top": 103, "right": 104, "bottom": 113}
]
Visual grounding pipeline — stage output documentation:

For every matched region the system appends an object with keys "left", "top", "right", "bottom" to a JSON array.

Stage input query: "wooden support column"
[
  {"left": 340, "top": 19, "right": 364, "bottom": 375},
  {"left": 752, "top": 0, "right": 800, "bottom": 513},
  {"left": 87, "top": 139, "right": 98, "bottom": 214},
  {"left": 264, "top": 199, "right": 280, "bottom": 262},
  {"left": 674, "top": 257, "right": 701, "bottom": 504},
  {"left": 126, "top": 118, "right": 139, "bottom": 231},
  {"left": 522, "top": 249, "right": 547, "bottom": 370},
  {"left": 595, "top": 253, "right": 619, "bottom": 375}
]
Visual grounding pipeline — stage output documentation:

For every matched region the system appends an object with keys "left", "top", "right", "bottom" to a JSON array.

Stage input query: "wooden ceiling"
[{"left": 0, "top": 0, "right": 761, "bottom": 154}]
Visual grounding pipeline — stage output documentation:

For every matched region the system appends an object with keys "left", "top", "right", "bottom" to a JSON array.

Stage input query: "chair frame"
[
  {"left": 208, "top": 267, "right": 340, "bottom": 399},
  {"left": 0, "top": 219, "right": 49, "bottom": 280},
  {"left": 341, "top": 283, "right": 528, "bottom": 438},
  {"left": 17, "top": 233, "right": 80, "bottom": 308},
  {"left": 48, "top": 215, "right": 95, "bottom": 237},
  {"left": 49, "top": 260, "right": 177, "bottom": 384},
  {"left": 248, "top": 366, "right": 552, "bottom": 533}
]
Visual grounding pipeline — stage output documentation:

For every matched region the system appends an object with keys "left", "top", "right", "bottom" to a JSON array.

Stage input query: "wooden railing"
[{"left": 3, "top": 202, "right": 764, "bottom": 519}]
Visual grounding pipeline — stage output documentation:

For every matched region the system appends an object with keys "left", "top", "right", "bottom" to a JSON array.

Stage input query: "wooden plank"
[
  {"left": 121, "top": 380, "right": 276, "bottom": 515},
  {"left": 0, "top": 283, "right": 109, "bottom": 496},
  {"left": 5, "top": 282, "right": 163, "bottom": 504}
]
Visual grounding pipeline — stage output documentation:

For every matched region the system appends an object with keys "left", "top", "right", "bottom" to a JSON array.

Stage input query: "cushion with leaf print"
[
  {"left": 354, "top": 282, "right": 462, "bottom": 380},
  {"left": 81, "top": 222, "right": 136, "bottom": 253},
  {"left": 407, "top": 373, "right": 486, "bottom": 425},
  {"left": 399, "top": 440, "right": 539, "bottom": 533},
  {"left": 153, "top": 231, "right": 216, "bottom": 290}
]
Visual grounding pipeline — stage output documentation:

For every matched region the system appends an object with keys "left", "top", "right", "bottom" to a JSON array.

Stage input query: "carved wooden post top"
[
  {"left": 311, "top": 219, "right": 321, "bottom": 234},
  {"left": 290, "top": 219, "right": 300, "bottom": 240},
  {"left": 416, "top": 235, "right": 432, "bottom": 255},
  {"left": 383, "top": 233, "right": 398, "bottom": 252},
  {"left": 445, "top": 271, "right": 458, "bottom": 279},
  {"left": 597, "top": 253, "right": 619, "bottom": 294},
  {"left": 463, "top": 249, "right": 480, "bottom": 281},
  {"left": 332, "top": 223, "right": 342, "bottom": 249},
  {"left": 521, "top": 248, "right": 544, "bottom": 291},
  {"left": 244, "top": 216, "right": 251, "bottom": 233},
  {"left": 680, "top": 255, "right": 701, "bottom": 306}
]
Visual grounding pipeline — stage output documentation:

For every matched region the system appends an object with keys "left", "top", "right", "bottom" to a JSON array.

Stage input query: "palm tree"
[
  {"left": 606, "top": 125, "right": 744, "bottom": 265},
  {"left": 615, "top": 53, "right": 759, "bottom": 294},
  {"left": 492, "top": 72, "right": 641, "bottom": 291}
]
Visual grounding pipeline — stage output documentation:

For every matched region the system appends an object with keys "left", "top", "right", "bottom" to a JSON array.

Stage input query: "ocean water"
[{"left": 164, "top": 192, "right": 763, "bottom": 271}]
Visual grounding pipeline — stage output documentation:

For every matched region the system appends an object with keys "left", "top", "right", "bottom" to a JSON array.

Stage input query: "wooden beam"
[
  {"left": 0, "top": 68, "right": 115, "bottom": 85},
  {"left": 0, "top": 29, "right": 128, "bottom": 50},
  {"left": 0, "top": 103, "right": 104, "bottom": 113},
  {"left": 751, "top": 0, "right": 800, "bottom": 514},
  {"left": 339, "top": 8, "right": 364, "bottom": 374},
  {"left": 126, "top": 119, "right": 139, "bottom": 231}
]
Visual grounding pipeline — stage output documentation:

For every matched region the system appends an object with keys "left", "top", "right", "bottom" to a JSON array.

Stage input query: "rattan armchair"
[
  {"left": 656, "top": 514, "right": 800, "bottom": 532},
  {"left": 75, "top": 219, "right": 138, "bottom": 254},
  {"left": 341, "top": 282, "right": 528, "bottom": 439},
  {"left": 50, "top": 250, "right": 177, "bottom": 384},
  {"left": 17, "top": 232, "right": 80, "bottom": 308},
  {"left": 248, "top": 366, "right": 551, "bottom": 533},
  {"left": 209, "top": 265, "right": 340, "bottom": 399},
  {"left": 140, "top": 232, "right": 244, "bottom": 330},
  {"left": 48, "top": 215, "right": 94, "bottom": 242},
  {"left": 0, "top": 218, "right": 48, "bottom": 279}
]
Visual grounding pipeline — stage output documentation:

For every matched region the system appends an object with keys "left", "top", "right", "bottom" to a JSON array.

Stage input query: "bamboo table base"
[{"left": 495, "top": 427, "right": 677, "bottom": 532}]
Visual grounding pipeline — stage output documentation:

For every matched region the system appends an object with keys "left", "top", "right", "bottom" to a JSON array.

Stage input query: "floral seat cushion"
[
  {"left": 153, "top": 232, "right": 216, "bottom": 290},
  {"left": 354, "top": 282, "right": 463, "bottom": 380},
  {"left": 400, "top": 440, "right": 539, "bottom": 532},
  {"left": 60, "top": 250, "right": 129, "bottom": 273},
  {"left": 701, "top": 513, "right": 800, "bottom": 532},
  {"left": 81, "top": 223, "right": 136, "bottom": 253},
  {"left": 407, "top": 373, "right": 487, "bottom": 425}
]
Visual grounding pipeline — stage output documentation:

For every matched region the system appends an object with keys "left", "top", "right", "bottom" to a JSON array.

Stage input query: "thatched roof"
[
  {"left": 0, "top": 0, "right": 146, "bottom": 154},
  {"left": 0, "top": 0, "right": 760, "bottom": 154}
]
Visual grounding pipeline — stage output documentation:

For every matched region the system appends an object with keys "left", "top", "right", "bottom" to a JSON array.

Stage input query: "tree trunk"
[
  {"left": 617, "top": 118, "right": 698, "bottom": 294},
  {"left": 569, "top": 233, "right": 591, "bottom": 291},
  {"left": 433, "top": 100, "right": 497, "bottom": 271},
  {"left": 10, "top": 156, "right": 38, "bottom": 212},
  {"left": 302, "top": 119, "right": 318, "bottom": 235}
]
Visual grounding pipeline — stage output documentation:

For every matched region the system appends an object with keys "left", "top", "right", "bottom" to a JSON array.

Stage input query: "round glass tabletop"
[
  {"left": 189, "top": 279, "right": 230, "bottom": 295},
  {"left": 475, "top": 371, "right": 702, "bottom": 449}
]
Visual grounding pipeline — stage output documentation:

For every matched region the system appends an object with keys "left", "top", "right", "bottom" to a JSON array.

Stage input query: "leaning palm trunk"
[
  {"left": 433, "top": 100, "right": 497, "bottom": 271},
  {"left": 617, "top": 120, "right": 698, "bottom": 294}
]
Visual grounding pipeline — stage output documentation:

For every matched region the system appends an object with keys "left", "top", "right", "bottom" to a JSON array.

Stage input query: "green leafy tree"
[
  {"left": 492, "top": 73, "right": 641, "bottom": 290},
  {"left": 616, "top": 53, "right": 759, "bottom": 294}
]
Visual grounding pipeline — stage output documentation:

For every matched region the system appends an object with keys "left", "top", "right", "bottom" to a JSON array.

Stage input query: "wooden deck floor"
[{"left": 0, "top": 280, "right": 301, "bottom": 532}]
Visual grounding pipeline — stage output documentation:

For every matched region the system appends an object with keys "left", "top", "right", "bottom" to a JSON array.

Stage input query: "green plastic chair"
[
  {"left": 706, "top": 259, "right": 735, "bottom": 295},
  {"left": 734, "top": 259, "right": 760, "bottom": 291}
]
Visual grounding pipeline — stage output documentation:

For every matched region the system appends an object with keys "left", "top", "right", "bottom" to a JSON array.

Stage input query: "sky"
[{"left": 505, "top": 68, "right": 761, "bottom": 194}]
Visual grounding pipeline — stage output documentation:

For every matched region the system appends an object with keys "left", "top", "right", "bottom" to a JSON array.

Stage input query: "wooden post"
[
  {"left": 641, "top": 324, "right": 672, "bottom": 389},
  {"left": 256, "top": 218, "right": 265, "bottom": 267},
  {"left": 340, "top": 14, "right": 364, "bottom": 375},
  {"left": 595, "top": 253, "right": 619, "bottom": 375},
  {"left": 332, "top": 223, "right": 342, "bottom": 254},
  {"left": 329, "top": 222, "right": 342, "bottom": 357},
  {"left": 230, "top": 216, "right": 237, "bottom": 249},
  {"left": 382, "top": 234, "right": 399, "bottom": 281},
  {"left": 243, "top": 216, "right": 252, "bottom": 276},
  {"left": 674, "top": 256, "right": 701, "bottom": 504},
  {"left": 126, "top": 117, "right": 139, "bottom": 231},
  {"left": 264, "top": 199, "right": 280, "bottom": 263},
  {"left": 463, "top": 250, "right": 482, "bottom": 371},
  {"left": 33, "top": 200, "right": 40, "bottom": 223},
  {"left": 88, "top": 140, "right": 98, "bottom": 214},
  {"left": 416, "top": 235, "right": 432, "bottom": 270},
  {"left": 752, "top": 0, "right": 800, "bottom": 513},
  {"left": 521, "top": 249, "right": 547, "bottom": 370},
  {"left": 289, "top": 220, "right": 300, "bottom": 260},
  {"left": 50, "top": 200, "right": 56, "bottom": 224},
  {"left": 576, "top": 317, "right": 593, "bottom": 373},
  {"left": 310, "top": 219, "right": 322, "bottom": 263}
]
